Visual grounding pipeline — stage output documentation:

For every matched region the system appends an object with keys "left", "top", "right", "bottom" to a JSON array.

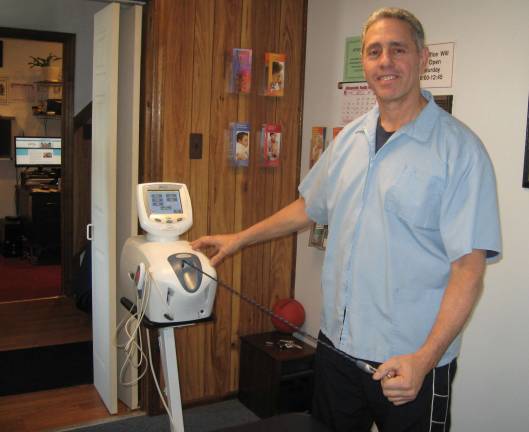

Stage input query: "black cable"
[{"left": 182, "top": 259, "right": 377, "bottom": 375}]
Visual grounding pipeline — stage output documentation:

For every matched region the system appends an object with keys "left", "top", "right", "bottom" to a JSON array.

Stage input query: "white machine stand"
[{"left": 120, "top": 182, "right": 217, "bottom": 432}]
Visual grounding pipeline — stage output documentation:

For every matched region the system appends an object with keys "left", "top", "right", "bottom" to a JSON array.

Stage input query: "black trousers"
[{"left": 312, "top": 332, "right": 457, "bottom": 432}]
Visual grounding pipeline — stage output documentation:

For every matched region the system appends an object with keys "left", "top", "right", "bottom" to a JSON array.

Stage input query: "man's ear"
[{"left": 419, "top": 47, "right": 429, "bottom": 74}]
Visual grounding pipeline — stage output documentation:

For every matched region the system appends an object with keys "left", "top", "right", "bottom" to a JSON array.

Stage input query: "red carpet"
[{"left": 0, "top": 256, "right": 61, "bottom": 302}]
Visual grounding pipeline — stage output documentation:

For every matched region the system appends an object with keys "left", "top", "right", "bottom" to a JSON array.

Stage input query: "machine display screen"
[{"left": 148, "top": 190, "right": 183, "bottom": 214}]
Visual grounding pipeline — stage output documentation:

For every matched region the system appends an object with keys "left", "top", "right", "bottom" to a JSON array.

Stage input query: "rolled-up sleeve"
[
  {"left": 439, "top": 138, "right": 502, "bottom": 263},
  {"left": 298, "top": 144, "right": 332, "bottom": 225}
]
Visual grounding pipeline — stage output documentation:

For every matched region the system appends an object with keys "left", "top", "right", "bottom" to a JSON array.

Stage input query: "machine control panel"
[{"left": 137, "top": 182, "right": 193, "bottom": 240}]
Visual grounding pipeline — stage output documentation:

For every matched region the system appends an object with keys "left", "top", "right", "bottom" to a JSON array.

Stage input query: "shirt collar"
[{"left": 357, "top": 89, "right": 441, "bottom": 144}]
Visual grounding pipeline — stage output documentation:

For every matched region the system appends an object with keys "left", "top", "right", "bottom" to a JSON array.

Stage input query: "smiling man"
[
  {"left": 192, "top": 7, "right": 501, "bottom": 432},
  {"left": 361, "top": 12, "right": 429, "bottom": 127}
]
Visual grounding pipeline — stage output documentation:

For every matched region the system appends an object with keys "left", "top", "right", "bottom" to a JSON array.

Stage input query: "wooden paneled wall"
[{"left": 141, "top": 0, "right": 307, "bottom": 402}]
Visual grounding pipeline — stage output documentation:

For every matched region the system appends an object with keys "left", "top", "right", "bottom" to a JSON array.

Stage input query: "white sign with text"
[{"left": 420, "top": 42, "right": 455, "bottom": 88}]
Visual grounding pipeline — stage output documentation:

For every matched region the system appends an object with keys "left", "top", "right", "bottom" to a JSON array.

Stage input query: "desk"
[
  {"left": 238, "top": 332, "right": 315, "bottom": 418},
  {"left": 17, "top": 186, "right": 61, "bottom": 264}
]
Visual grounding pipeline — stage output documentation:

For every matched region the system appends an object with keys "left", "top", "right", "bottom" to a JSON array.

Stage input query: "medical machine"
[
  {"left": 121, "top": 182, "right": 216, "bottom": 325},
  {"left": 120, "top": 182, "right": 217, "bottom": 432}
]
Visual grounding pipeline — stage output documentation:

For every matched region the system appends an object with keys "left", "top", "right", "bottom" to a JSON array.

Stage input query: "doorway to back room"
[{"left": 0, "top": 37, "right": 63, "bottom": 302}]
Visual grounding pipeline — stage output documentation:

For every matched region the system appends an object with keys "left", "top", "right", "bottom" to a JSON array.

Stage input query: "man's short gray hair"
[{"left": 361, "top": 7, "right": 426, "bottom": 52}]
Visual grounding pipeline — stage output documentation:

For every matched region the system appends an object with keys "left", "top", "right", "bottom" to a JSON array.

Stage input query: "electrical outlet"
[{"left": 190, "top": 133, "right": 203, "bottom": 159}]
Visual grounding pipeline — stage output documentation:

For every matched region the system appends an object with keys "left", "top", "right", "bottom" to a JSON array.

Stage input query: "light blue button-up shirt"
[{"left": 299, "top": 90, "right": 501, "bottom": 366}]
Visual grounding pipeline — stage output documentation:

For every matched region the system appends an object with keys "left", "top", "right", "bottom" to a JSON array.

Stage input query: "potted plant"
[{"left": 28, "top": 53, "right": 62, "bottom": 82}]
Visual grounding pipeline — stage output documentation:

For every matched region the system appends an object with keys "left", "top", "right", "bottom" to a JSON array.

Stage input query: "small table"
[{"left": 238, "top": 331, "right": 316, "bottom": 418}]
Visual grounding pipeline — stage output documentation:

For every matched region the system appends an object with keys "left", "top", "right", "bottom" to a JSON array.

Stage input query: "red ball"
[{"left": 271, "top": 299, "right": 305, "bottom": 333}]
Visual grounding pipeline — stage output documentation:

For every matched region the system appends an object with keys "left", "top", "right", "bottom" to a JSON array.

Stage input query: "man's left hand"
[{"left": 372, "top": 353, "right": 431, "bottom": 406}]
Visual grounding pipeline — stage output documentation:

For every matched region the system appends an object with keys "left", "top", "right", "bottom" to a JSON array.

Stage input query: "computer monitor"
[{"left": 15, "top": 136, "right": 62, "bottom": 167}]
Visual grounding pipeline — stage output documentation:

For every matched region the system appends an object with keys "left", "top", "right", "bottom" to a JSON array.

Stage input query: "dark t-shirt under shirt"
[{"left": 375, "top": 117, "right": 394, "bottom": 153}]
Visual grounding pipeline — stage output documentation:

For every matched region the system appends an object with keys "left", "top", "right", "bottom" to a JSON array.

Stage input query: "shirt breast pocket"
[{"left": 384, "top": 166, "right": 443, "bottom": 230}]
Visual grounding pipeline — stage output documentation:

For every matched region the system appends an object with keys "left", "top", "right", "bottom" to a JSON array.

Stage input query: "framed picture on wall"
[
  {"left": 433, "top": 95, "right": 453, "bottom": 114},
  {"left": 0, "top": 77, "right": 8, "bottom": 104},
  {"left": 522, "top": 95, "right": 529, "bottom": 188}
]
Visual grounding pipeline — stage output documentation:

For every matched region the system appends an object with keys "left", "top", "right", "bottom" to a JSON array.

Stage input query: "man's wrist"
[
  {"left": 414, "top": 345, "right": 443, "bottom": 372},
  {"left": 235, "top": 230, "right": 250, "bottom": 249}
]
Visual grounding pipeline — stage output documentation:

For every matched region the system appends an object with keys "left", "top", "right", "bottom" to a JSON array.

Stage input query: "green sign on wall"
[{"left": 343, "top": 36, "right": 364, "bottom": 82}]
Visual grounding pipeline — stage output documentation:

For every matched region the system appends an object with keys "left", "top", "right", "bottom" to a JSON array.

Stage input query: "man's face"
[{"left": 362, "top": 18, "right": 428, "bottom": 106}]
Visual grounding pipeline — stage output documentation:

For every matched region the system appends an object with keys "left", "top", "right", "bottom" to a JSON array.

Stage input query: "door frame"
[{"left": 0, "top": 27, "right": 75, "bottom": 296}]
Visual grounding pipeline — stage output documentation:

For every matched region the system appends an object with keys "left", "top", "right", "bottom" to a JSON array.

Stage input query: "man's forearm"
[
  {"left": 416, "top": 249, "right": 486, "bottom": 370},
  {"left": 237, "top": 197, "right": 313, "bottom": 248}
]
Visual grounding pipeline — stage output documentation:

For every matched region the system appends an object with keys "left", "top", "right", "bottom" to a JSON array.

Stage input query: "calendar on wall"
[{"left": 340, "top": 82, "right": 376, "bottom": 125}]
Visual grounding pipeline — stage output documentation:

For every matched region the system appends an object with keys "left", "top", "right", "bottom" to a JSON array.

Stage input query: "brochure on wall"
[
  {"left": 264, "top": 52, "right": 285, "bottom": 96},
  {"left": 341, "top": 82, "right": 377, "bottom": 125},
  {"left": 260, "top": 123, "right": 281, "bottom": 167},
  {"left": 229, "top": 122, "right": 251, "bottom": 167},
  {"left": 343, "top": 36, "right": 364, "bottom": 82},
  {"left": 230, "top": 48, "right": 252, "bottom": 94},
  {"left": 332, "top": 127, "right": 343, "bottom": 140},
  {"left": 310, "top": 126, "right": 327, "bottom": 168}
]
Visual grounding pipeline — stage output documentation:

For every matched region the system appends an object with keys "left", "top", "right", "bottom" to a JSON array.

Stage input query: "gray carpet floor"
[{"left": 68, "top": 399, "right": 260, "bottom": 432}]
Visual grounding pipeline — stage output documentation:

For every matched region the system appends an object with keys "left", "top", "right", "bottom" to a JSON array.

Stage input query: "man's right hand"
[{"left": 190, "top": 233, "right": 243, "bottom": 267}]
